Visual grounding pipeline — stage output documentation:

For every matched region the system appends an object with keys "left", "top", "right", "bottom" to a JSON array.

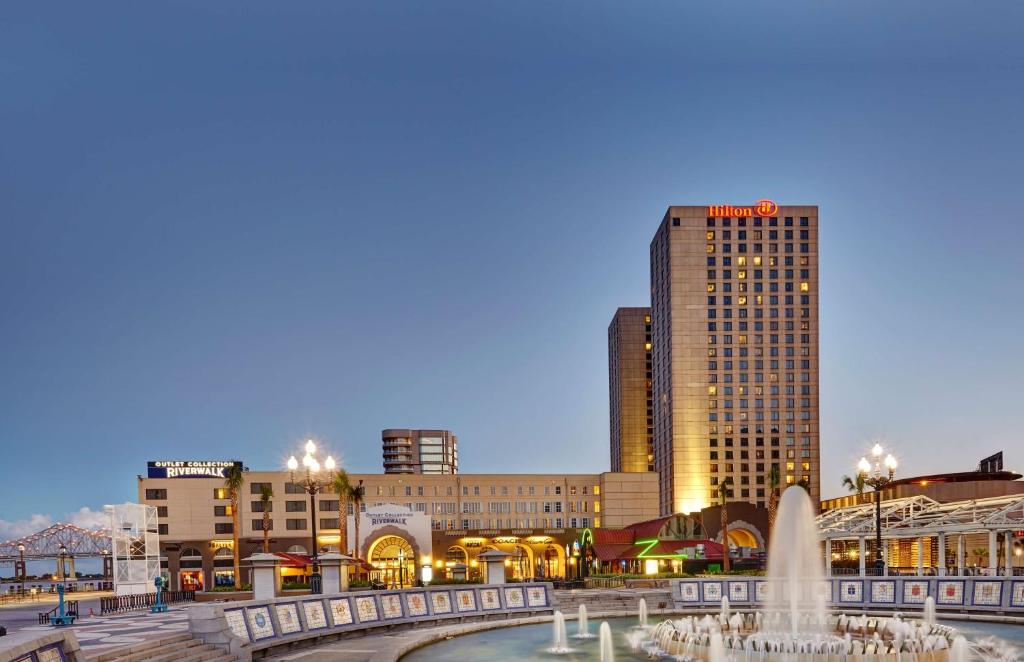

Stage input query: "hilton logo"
[{"left": 707, "top": 199, "right": 778, "bottom": 218}]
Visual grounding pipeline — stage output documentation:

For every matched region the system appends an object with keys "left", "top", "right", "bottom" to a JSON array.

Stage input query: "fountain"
[
  {"left": 574, "top": 603, "right": 596, "bottom": 639},
  {"left": 548, "top": 610, "right": 572, "bottom": 654},
  {"left": 598, "top": 621, "right": 614, "bottom": 662},
  {"left": 925, "top": 595, "right": 937, "bottom": 627},
  {"left": 637, "top": 597, "right": 647, "bottom": 628}
]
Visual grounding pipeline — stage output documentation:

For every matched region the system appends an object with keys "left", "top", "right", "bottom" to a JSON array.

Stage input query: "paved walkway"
[{"left": 7, "top": 607, "right": 192, "bottom": 659}]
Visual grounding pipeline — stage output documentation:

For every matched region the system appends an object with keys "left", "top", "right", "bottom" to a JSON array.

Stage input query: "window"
[
  {"left": 251, "top": 500, "right": 272, "bottom": 513},
  {"left": 320, "top": 518, "right": 340, "bottom": 529},
  {"left": 285, "top": 483, "right": 305, "bottom": 494},
  {"left": 214, "top": 523, "right": 233, "bottom": 534},
  {"left": 249, "top": 483, "right": 271, "bottom": 495},
  {"left": 145, "top": 489, "right": 167, "bottom": 500},
  {"left": 252, "top": 519, "right": 272, "bottom": 531},
  {"left": 213, "top": 505, "right": 233, "bottom": 517},
  {"left": 213, "top": 488, "right": 229, "bottom": 499},
  {"left": 285, "top": 500, "right": 307, "bottom": 512},
  {"left": 158, "top": 524, "right": 168, "bottom": 535},
  {"left": 286, "top": 519, "right": 308, "bottom": 530},
  {"left": 157, "top": 506, "right": 168, "bottom": 517},
  {"left": 320, "top": 500, "right": 339, "bottom": 511}
]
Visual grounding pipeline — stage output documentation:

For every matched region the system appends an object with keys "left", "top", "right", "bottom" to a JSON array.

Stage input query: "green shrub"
[{"left": 208, "top": 584, "right": 252, "bottom": 592}]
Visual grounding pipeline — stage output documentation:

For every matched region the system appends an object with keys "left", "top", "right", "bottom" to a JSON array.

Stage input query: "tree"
[
  {"left": 971, "top": 547, "right": 989, "bottom": 567},
  {"left": 260, "top": 485, "right": 274, "bottom": 553},
  {"left": 224, "top": 465, "right": 246, "bottom": 589},
  {"left": 718, "top": 478, "right": 733, "bottom": 573},
  {"left": 350, "top": 479, "right": 365, "bottom": 559},
  {"left": 841, "top": 473, "right": 866, "bottom": 496},
  {"left": 332, "top": 470, "right": 353, "bottom": 556},
  {"left": 767, "top": 465, "right": 781, "bottom": 537}
]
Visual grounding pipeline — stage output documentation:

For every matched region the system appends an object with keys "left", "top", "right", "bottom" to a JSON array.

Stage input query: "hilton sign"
[{"left": 707, "top": 199, "right": 778, "bottom": 218}]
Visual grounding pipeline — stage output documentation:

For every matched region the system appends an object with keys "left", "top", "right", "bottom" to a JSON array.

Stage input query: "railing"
[
  {"left": 585, "top": 576, "right": 627, "bottom": 589},
  {"left": 100, "top": 590, "right": 194, "bottom": 614},
  {"left": 37, "top": 601, "right": 78, "bottom": 625}
]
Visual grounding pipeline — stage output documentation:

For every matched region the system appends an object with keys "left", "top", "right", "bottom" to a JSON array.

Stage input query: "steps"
[
  {"left": 553, "top": 589, "right": 674, "bottom": 614},
  {"left": 89, "top": 633, "right": 236, "bottom": 662}
]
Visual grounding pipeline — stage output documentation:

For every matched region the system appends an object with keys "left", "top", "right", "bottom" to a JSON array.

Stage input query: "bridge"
[{"left": 0, "top": 523, "right": 114, "bottom": 581}]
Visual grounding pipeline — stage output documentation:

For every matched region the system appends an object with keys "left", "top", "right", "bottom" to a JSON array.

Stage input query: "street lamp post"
[
  {"left": 857, "top": 443, "right": 898, "bottom": 576},
  {"left": 287, "top": 439, "right": 336, "bottom": 595},
  {"left": 17, "top": 543, "right": 26, "bottom": 597}
]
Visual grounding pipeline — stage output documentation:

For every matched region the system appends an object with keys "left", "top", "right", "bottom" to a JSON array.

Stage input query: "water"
[
  {"left": 549, "top": 610, "right": 571, "bottom": 653},
  {"left": 574, "top": 604, "right": 594, "bottom": 639},
  {"left": 598, "top": 622, "right": 614, "bottom": 662},
  {"left": 399, "top": 616, "right": 1024, "bottom": 661},
  {"left": 636, "top": 597, "right": 646, "bottom": 627},
  {"left": 764, "top": 486, "right": 827, "bottom": 636}
]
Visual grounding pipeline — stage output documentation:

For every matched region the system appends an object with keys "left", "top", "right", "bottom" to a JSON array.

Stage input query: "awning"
[
  {"left": 274, "top": 552, "right": 312, "bottom": 568},
  {"left": 592, "top": 543, "right": 633, "bottom": 562}
]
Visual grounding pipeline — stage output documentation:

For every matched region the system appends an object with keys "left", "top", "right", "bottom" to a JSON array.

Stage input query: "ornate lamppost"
[
  {"left": 286, "top": 439, "right": 336, "bottom": 594},
  {"left": 857, "top": 443, "right": 898, "bottom": 576}
]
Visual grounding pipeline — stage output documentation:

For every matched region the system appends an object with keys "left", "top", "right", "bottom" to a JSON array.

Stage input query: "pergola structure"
[{"left": 817, "top": 494, "right": 1024, "bottom": 576}]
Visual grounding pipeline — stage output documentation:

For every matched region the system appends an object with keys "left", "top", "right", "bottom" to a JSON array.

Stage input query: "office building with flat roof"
[
  {"left": 608, "top": 307, "right": 654, "bottom": 473},
  {"left": 649, "top": 203, "right": 820, "bottom": 515}
]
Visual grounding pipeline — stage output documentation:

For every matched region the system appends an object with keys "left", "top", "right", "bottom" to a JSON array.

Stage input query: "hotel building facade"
[
  {"left": 138, "top": 466, "right": 658, "bottom": 591},
  {"left": 643, "top": 204, "right": 820, "bottom": 515},
  {"left": 608, "top": 307, "right": 654, "bottom": 473},
  {"left": 381, "top": 429, "right": 458, "bottom": 474}
]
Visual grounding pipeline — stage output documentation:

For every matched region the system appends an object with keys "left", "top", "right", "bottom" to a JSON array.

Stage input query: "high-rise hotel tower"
[
  {"left": 648, "top": 203, "right": 820, "bottom": 515},
  {"left": 608, "top": 307, "right": 654, "bottom": 473}
]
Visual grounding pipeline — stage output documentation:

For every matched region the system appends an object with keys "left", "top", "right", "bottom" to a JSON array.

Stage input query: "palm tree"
[
  {"left": 841, "top": 473, "right": 866, "bottom": 496},
  {"left": 718, "top": 478, "right": 733, "bottom": 573},
  {"left": 224, "top": 464, "right": 245, "bottom": 589},
  {"left": 332, "top": 470, "right": 353, "bottom": 556},
  {"left": 259, "top": 485, "right": 273, "bottom": 553},
  {"left": 971, "top": 547, "right": 989, "bottom": 567},
  {"left": 350, "top": 479, "right": 365, "bottom": 559},
  {"left": 767, "top": 465, "right": 781, "bottom": 537}
]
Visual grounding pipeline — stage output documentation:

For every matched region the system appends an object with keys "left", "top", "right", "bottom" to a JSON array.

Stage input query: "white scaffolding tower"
[{"left": 107, "top": 503, "right": 160, "bottom": 595}]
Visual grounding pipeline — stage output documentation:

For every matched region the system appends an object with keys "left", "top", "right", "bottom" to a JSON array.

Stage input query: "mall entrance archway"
[{"left": 368, "top": 535, "right": 416, "bottom": 588}]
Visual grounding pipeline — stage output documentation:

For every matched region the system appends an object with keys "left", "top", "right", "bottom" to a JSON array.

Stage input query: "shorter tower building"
[{"left": 382, "top": 429, "right": 458, "bottom": 474}]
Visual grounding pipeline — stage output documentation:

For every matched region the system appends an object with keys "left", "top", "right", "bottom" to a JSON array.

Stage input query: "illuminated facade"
[
  {"left": 138, "top": 466, "right": 659, "bottom": 590},
  {"left": 649, "top": 205, "right": 820, "bottom": 515},
  {"left": 608, "top": 307, "right": 654, "bottom": 473}
]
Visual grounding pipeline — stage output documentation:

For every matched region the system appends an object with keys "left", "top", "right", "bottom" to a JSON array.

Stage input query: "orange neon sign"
[{"left": 707, "top": 199, "right": 778, "bottom": 218}]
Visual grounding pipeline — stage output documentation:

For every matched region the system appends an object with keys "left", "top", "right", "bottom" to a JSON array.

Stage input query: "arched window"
[{"left": 286, "top": 544, "right": 308, "bottom": 555}]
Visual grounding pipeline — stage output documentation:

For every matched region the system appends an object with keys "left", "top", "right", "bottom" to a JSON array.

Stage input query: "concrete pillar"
[
  {"left": 956, "top": 535, "right": 965, "bottom": 576},
  {"left": 825, "top": 539, "right": 832, "bottom": 577},
  {"left": 244, "top": 553, "right": 281, "bottom": 601},
  {"left": 916, "top": 537, "right": 925, "bottom": 576},
  {"left": 1005, "top": 531, "right": 1013, "bottom": 577},
  {"left": 858, "top": 537, "right": 866, "bottom": 577},
  {"left": 318, "top": 553, "right": 353, "bottom": 594},
  {"left": 938, "top": 533, "right": 946, "bottom": 576},
  {"left": 479, "top": 549, "right": 511, "bottom": 585},
  {"left": 988, "top": 530, "right": 998, "bottom": 575}
]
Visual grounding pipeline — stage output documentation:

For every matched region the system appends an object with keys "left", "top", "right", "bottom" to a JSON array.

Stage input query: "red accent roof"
[
  {"left": 274, "top": 552, "right": 313, "bottom": 567},
  {"left": 630, "top": 516, "right": 673, "bottom": 539},
  {"left": 593, "top": 528, "right": 634, "bottom": 544},
  {"left": 592, "top": 543, "right": 633, "bottom": 562}
]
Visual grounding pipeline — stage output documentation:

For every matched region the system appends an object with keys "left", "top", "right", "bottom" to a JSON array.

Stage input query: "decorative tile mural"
[
  {"left": 275, "top": 602, "right": 302, "bottom": 634},
  {"left": 702, "top": 581, "right": 722, "bottom": 603},
  {"left": 728, "top": 581, "right": 748, "bottom": 602},
  {"left": 839, "top": 580, "right": 862, "bottom": 603},
  {"left": 937, "top": 580, "right": 965, "bottom": 605},
  {"left": 870, "top": 580, "right": 895, "bottom": 604},
  {"left": 355, "top": 596, "right": 379, "bottom": 622},
  {"left": 678, "top": 582, "right": 700, "bottom": 602},
  {"left": 246, "top": 606, "right": 276, "bottom": 641},
  {"left": 526, "top": 586, "right": 548, "bottom": 607},
  {"left": 972, "top": 581, "right": 1002, "bottom": 607},
  {"left": 381, "top": 594, "right": 404, "bottom": 619},
  {"left": 455, "top": 589, "right": 477, "bottom": 612},
  {"left": 902, "top": 580, "right": 928, "bottom": 604},
  {"left": 503, "top": 587, "right": 526, "bottom": 608},
  {"left": 754, "top": 581, "right": 768, "bottom": 602},
  {"left": 480, "top": 588, "right": 501, "bottom": 610},
  {"left": 225, "top": 608, "right": 250, "bottom": 640},
  {"left": 405, "top": 592, "right": 429, "bottom": 617},
  {"left": 328, "top": 598, "right": 353, "bottom": 626},
  {"left": 431, "top": 590, "right": 453, "bottom": 614},
  {"left": 1010, "top": 582, "right": 1024, "bottom": 608},
  {"left": 302, "top": 600, "right": 328, "bottom": 630}
]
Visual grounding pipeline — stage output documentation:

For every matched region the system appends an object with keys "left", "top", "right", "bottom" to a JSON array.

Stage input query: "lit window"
[
  {"left": 737, "top": 270, "right": 746, "bottom": 279},
  {"left": 753, "top": 256, "right": 762, "bottom": 266},
  {"left": 644, "top": 342, "right": 652, "bottom": 350},
  {"left": 800, "top": 282, "right": 809, "bottom": 292},
  {"left": 737, "top": 256, "right": 747, "bottom": 266},
  {"left": 737, "top": 296, "right": 747, "bottom": 305},
  {"left": 706, "top": 231, "right": 715, "bottom": 240},
  {"left": 707, "top": 283, "right": 716, "bottom": 293},
  {"left": 708, "top": 386, "right": 717, "bottom": 395},
  {"left": 707, "top": 244, "right": 715, "bottom": 254},
  {"left": 738, "top": 335, "right": 747, "bottom": 344},
  {"left": 786, "top": 475, "right": 794, "bottom": 484}
]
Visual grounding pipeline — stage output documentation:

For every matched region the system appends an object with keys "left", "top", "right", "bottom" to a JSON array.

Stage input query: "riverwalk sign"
[{"left": 147, "top": 461, "right": 242, "bottom": 479}]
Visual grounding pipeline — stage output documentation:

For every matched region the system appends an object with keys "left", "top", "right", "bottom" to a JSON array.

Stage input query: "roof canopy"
[{"left": 817, "top": 494, "right": 1024, "bottom": 540}]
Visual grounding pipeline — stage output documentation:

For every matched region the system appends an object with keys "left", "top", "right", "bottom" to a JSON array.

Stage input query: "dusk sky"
[{"left": 2, "top": 2, "right": 1022, "bottom": 534}]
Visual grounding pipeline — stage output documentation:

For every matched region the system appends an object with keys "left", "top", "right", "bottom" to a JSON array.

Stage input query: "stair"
[
  {"left": 88, "top": 633, "right": 236, "bottom": 662},
  {"left": 553, "top": 588, "right": 674, "bottom": 614}
]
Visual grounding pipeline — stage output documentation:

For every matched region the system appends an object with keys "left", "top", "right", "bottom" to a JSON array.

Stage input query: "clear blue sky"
[{"left": 2, "top": 2, "right": 1022, "bottom": 531}]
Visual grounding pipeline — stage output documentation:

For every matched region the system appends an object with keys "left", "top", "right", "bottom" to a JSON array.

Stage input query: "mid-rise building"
[
  {"left": 382, "top": 429, "right": 458, "bottom": 474},
  {"left": 608, "top": 307, "right": 654, "bottom": 473},
  {"left": 649, "top": 203, "right": 820, "bottom": 515},
  {"left": 138, "top": 464, "right": 660, "bottom": 590}
]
